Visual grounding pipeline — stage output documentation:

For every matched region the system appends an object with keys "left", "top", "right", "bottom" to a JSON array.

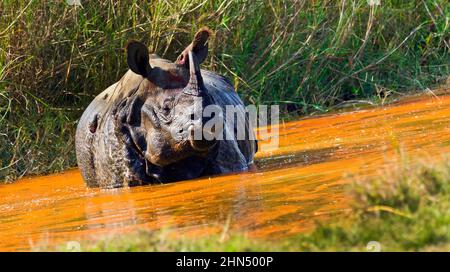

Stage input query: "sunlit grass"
[{"left": 1, "top": 0, "right": 449, "bottom": 180}]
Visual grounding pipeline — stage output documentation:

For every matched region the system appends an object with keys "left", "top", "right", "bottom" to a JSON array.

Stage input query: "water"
[{"left": 0, "top": 92, "right": 449, "bottom": 251}]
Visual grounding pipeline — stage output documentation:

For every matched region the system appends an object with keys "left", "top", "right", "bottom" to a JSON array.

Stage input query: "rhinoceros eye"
[
  {"left": 162, "top": 104, "right": 170, "bottom": 114},
  {"left": 161, "top": 98, "right": 174, "bottom": 115}
]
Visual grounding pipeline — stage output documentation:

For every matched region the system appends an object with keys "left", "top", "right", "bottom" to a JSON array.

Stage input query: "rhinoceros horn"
[{"left": 183, "top": 51, "right": 204, "bottom": 96}]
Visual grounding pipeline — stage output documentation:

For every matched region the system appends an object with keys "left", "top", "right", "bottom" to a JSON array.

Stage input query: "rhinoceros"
[{"left": 75, "top": 28, "right": 257, "bottom": 188}]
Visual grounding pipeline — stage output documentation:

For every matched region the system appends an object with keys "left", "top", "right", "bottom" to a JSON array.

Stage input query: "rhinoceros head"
[{"left": 119, "top": 28, "right": 219, "bottom": 172}]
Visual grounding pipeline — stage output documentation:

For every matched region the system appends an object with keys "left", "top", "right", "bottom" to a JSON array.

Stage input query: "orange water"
[{"left": 1, "top": 91, "right": 449, "bottom": 251}]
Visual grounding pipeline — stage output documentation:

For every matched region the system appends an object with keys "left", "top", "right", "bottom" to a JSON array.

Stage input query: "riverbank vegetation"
[
  {"left": 1, "top": 0, "right": 449, "bottom": 180},
  {"left": 48, "top": 158, "right": 448, "bottom": 252}
]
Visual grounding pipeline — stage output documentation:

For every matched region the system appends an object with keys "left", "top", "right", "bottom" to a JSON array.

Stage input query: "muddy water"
[{"left": 1, "top": 91, "right": 449, "bottom": 251}]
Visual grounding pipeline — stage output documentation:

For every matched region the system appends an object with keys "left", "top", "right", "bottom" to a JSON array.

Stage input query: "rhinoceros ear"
[
  {"left": 176, "top": 27, "right": 212, "bottom": 67},
  {"left": 126, "top": 41, "right": 152, "bottom": 77}
]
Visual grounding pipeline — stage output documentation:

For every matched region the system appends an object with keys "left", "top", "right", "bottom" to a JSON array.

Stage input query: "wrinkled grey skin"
[{"left": 75, "top": 29, "right": 257, "bottom": 188}]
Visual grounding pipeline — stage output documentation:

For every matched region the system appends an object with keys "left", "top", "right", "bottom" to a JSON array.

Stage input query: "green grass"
[
  {"left": 1, "top": 0, "right": 449, "bottom": 181},
  {"left": 44, "top": 158, "right": 449, "bottom": 252}
]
